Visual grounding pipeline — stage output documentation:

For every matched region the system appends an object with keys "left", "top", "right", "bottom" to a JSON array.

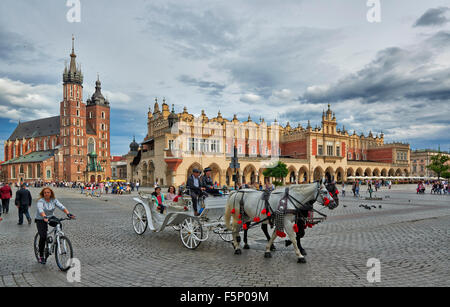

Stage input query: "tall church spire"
[{"left": 63, "top": 35, "right": 83, "bottom": 85}]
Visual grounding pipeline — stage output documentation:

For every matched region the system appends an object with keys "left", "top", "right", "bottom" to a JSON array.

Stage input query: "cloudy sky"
[{"left": 0, "top": 0, "right": 449, "bottom": 159}]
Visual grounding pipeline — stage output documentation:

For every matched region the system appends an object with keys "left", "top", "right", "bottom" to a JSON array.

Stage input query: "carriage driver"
[
  {"left": 187, "top": 169, "right": 205, "bottom": 216},
  {"left": 201, "top": 168, "right": 222, "bottom": 197}
]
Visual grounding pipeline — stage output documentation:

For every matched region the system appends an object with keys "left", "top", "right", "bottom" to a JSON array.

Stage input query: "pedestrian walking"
[
  {"left": 15, "top": 183, "right": 32, "bottom": 225},
  {"left": 1, "top": 183, "right": 13, "bottom": 215},
  {"left": 341, "top": 183, "right": 346, "bottom": 197},
  {"left": 136, "top": 181, "right": 140, "bottom": 192}
]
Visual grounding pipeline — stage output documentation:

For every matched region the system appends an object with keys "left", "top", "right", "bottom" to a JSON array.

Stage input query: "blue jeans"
[{"left": 18, "top": 206, "right": 31, "bottom": 224}]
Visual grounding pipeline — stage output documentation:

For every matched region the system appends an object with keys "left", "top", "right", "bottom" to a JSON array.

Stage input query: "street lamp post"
[{"left": 230, "top": 145, "right": 240, "bottom": 190}]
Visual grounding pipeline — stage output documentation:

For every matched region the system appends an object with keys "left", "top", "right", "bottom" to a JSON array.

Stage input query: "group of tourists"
[{"left": 421, "top": 180, "right": 449, "bottom": 195}]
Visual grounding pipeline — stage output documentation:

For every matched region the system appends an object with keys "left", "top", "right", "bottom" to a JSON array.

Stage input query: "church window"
[
  {"left": 88, "top": 138, "right": 95, "bottom": 154},
  {"left": 44, "top": 140, "right": 48, "bottom": 151},
  {"left": 101, "top": 112, "right": 105, "bottom": 119}
]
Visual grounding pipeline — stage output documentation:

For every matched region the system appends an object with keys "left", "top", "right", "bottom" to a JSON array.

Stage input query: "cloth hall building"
[
  {"left": 2, "top": 38, "right": 112, "bottom": 183},
  {"left": 126, "top": 102, "right": 410, "bottom": 187}
]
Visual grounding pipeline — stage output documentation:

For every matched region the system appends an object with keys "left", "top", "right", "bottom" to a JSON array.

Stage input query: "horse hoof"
[
  {"left": 270, "top": 245, "right": 276, "bottom": 251},
  {"left": 300, "top": 249, "right": 307, "bottom": 256},
  {"left": 234, "top": 249, "right": 242, "bottom": 255},
  {"left": 264, "top": 252, "right": 272, "bottom": 258},
  {"left": 297, "top": 258, "right": 307, "bottom": 264},
  {"left": 243, "top": 244, "right": 250, "bottom": 250}
]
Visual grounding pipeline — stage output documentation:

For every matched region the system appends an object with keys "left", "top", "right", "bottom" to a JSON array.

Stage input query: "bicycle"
[{"left": 33, "top": 216, "right": 74, "bottom": 272}]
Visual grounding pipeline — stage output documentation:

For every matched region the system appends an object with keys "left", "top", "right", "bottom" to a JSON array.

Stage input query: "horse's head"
[{"left": 317, "top": 178, "right": 339, "bottom": 210}]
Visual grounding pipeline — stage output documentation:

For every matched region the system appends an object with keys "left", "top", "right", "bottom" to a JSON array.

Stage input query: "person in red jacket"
[{"left": 1, "top": 183, "right": 13, "bottom": 216}]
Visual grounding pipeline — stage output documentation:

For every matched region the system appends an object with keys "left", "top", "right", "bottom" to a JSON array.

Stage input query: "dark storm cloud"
[
  {"left": 0, "top": 29, "right": 36, "bottom": 62},
  {"left": 414, "top": 7, "right": 449, "bottom": 27},
  {"left": 139, "top": 1, "right": 241, "bottom": 59},
  {"left": 178, "top": 75, "right": 226, "bottom": 97},
  {"left": 301, "top": 37, "right": 450, "bottom": 105}
]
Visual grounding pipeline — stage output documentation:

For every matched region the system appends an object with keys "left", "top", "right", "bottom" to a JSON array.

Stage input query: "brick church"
[{"left": 2, "top": 38, "right": 112, "bottom": 183}]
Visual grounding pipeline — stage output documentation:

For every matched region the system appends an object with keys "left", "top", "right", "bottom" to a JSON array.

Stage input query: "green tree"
[
  {"left": 426, "top": 153, "right": 450, "bottom": 180},
  {"left": 263, "top": 161, "right": 289, "bottom": 185}
]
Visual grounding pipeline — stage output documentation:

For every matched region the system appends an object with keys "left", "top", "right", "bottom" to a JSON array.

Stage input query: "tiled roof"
[
  {"left": 2, "top": 150, "right": 56, "bottom": 165},
  {"left": 8, "top": 116, "right": 60, "bottom": 141}
]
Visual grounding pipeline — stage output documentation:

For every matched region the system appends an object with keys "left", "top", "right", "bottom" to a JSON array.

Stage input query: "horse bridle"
[{"left": 284, "top": 185, "right": 328, "bottom": 218}]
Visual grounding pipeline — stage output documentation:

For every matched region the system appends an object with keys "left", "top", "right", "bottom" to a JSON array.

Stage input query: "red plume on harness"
[
  {"left": 324, "top": 197, "right": 330, "bottom": 206},
  {"left": 276, "top": 230, "right": 286, "bottom": 238},
  {"left": 267, "top": 212, "right": 272, "bottom": 217},
  {"left": 231, "top": 208, "right": 236, "bottom": 214},
  {"left": 335, "top": 190, "right": 339, "bottom": 195},
  {"left": 238, "top": 220, "right": 242, "bottom": 225},
  {"left": 254, "top": 217, "right": 260, "bottom": 223},
  {"left": 243, "top": 224, "right": 248, "bottom": 230},
  {"left": 293, "top": 224, "right": 299, "bottom": 233},
  {"left": 261, "top": 209, "right": 267, "bottom": 215}
]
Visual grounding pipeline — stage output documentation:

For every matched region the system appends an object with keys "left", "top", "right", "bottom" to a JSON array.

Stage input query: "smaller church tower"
[{"left": 86, "top": 74, "right": 111, "bottom": 180}]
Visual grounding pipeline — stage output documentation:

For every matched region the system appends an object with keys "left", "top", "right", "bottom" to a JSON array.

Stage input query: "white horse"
[{"left": 224, "top": 180, "right": 337, "bottom": 263}]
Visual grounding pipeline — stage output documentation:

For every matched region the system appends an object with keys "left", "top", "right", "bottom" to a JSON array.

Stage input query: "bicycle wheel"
[
  {"left": 55, "top": 236, "right": 73, "bottom": 272},
  {"left": 33, "top": 233, "right": 41, "bottom": 262}
]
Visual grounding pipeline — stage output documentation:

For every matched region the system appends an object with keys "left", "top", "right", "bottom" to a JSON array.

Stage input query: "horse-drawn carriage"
[
  {"left": 131, "top": 179, "right": 339, "bottom": 263},
  {"left": 132, "top": 191, "right": 232, "bottom": 249}
]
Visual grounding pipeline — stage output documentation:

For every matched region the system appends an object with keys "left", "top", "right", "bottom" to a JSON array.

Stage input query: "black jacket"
[
  {"left": 187, "top": 175, "right": 203, "bottom": 195},
  {"left": 15, "top": 188, "right": 32, "bottom": 207}
]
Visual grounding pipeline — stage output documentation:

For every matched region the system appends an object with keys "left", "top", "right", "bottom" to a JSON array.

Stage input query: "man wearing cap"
[
  {"left": 201, "top": 168, "right": 222, "bottom": 197},
  {"left": 186, "top": 169, "right": 205, "bottom": 216}
]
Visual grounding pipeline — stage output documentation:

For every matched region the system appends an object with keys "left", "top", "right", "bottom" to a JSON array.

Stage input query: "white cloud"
[
  {"left": 0, "top": 78, "right": 59, "bottom": 121},
  {"left": 240, "top": 93, "right": 261, "bottom": 104}
]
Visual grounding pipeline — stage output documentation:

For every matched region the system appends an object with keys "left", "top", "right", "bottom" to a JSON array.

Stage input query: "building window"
[
  {"left": 327, "top": 145, "right": 333, "bottom": 156},
  {"left": 238, "top": 145, "right": 242, "bottom": 154},
  {"left": 336, "top": 146, "right": 340, "bottom": 157},
  {"left": 76, "top": 110, "right": 80, "bottom": 117},
  {"left": 46, "top": 170, "right": 51, "bottom": 179},
  {"left": 20, "top": 144, "right": 23, "bottom": 156},
  {"left": 36, "top": 164, "right": 41, "bottom": 177},
  {"left": 356, "top": 153, "right": 360, "bottom": 160},
  {"left": 44, "top": 140, "right": 48, "bottom": 151},
  {"left": 318, "top": 145, "right": 323, "bottom": 156},
  {"left": 12, "top": 167, "right": 16, "bottom": 179},
  {"left": 36, "top": 142, "right": 40, "bottom": 151},
  {"left": 252, "top": 146, "right": 256, "bottom": 155}
]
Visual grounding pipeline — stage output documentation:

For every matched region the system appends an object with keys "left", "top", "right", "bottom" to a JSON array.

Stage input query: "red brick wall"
[
  {"left": 282, "top": 139, "right": 307, "bottom": 158},
  {"left": 312, "top": 139, "right": 317, "bottom": 156},
  {"left": 367, "top": 147, "right": 394, "bottom": 163}
]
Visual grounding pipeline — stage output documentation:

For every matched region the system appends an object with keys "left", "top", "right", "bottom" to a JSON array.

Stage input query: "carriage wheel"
[
  {"left": 217, "top": 215, "right": 233, "bottom": 242},
  {"left": 132, "top": 203, "right": 148, "bottom": 235},
  {"left": 180, "top": 217, "right": 203, "bottom": 250}
]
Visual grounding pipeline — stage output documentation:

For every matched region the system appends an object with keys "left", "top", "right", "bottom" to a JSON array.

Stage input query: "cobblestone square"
[{"left": 0, "top": 184, "right": 449, "bottom": 287}]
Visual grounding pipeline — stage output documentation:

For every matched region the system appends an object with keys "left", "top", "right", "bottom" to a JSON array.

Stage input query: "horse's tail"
[{"left": 225, "top": 191, "right": 240, "bottom": 230}]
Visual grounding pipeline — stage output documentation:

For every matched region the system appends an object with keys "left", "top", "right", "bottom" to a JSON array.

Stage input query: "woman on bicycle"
[{"left": 35, "top": 187, "right": 75, "bottom": 264}]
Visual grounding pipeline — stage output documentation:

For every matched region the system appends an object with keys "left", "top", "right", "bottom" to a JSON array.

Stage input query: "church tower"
[
  {"left": 86, "top": 74, "right": 111, "bottom": 180},
  {"left": 60, "top": 36, "right": 86, "bottom": 181}
]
